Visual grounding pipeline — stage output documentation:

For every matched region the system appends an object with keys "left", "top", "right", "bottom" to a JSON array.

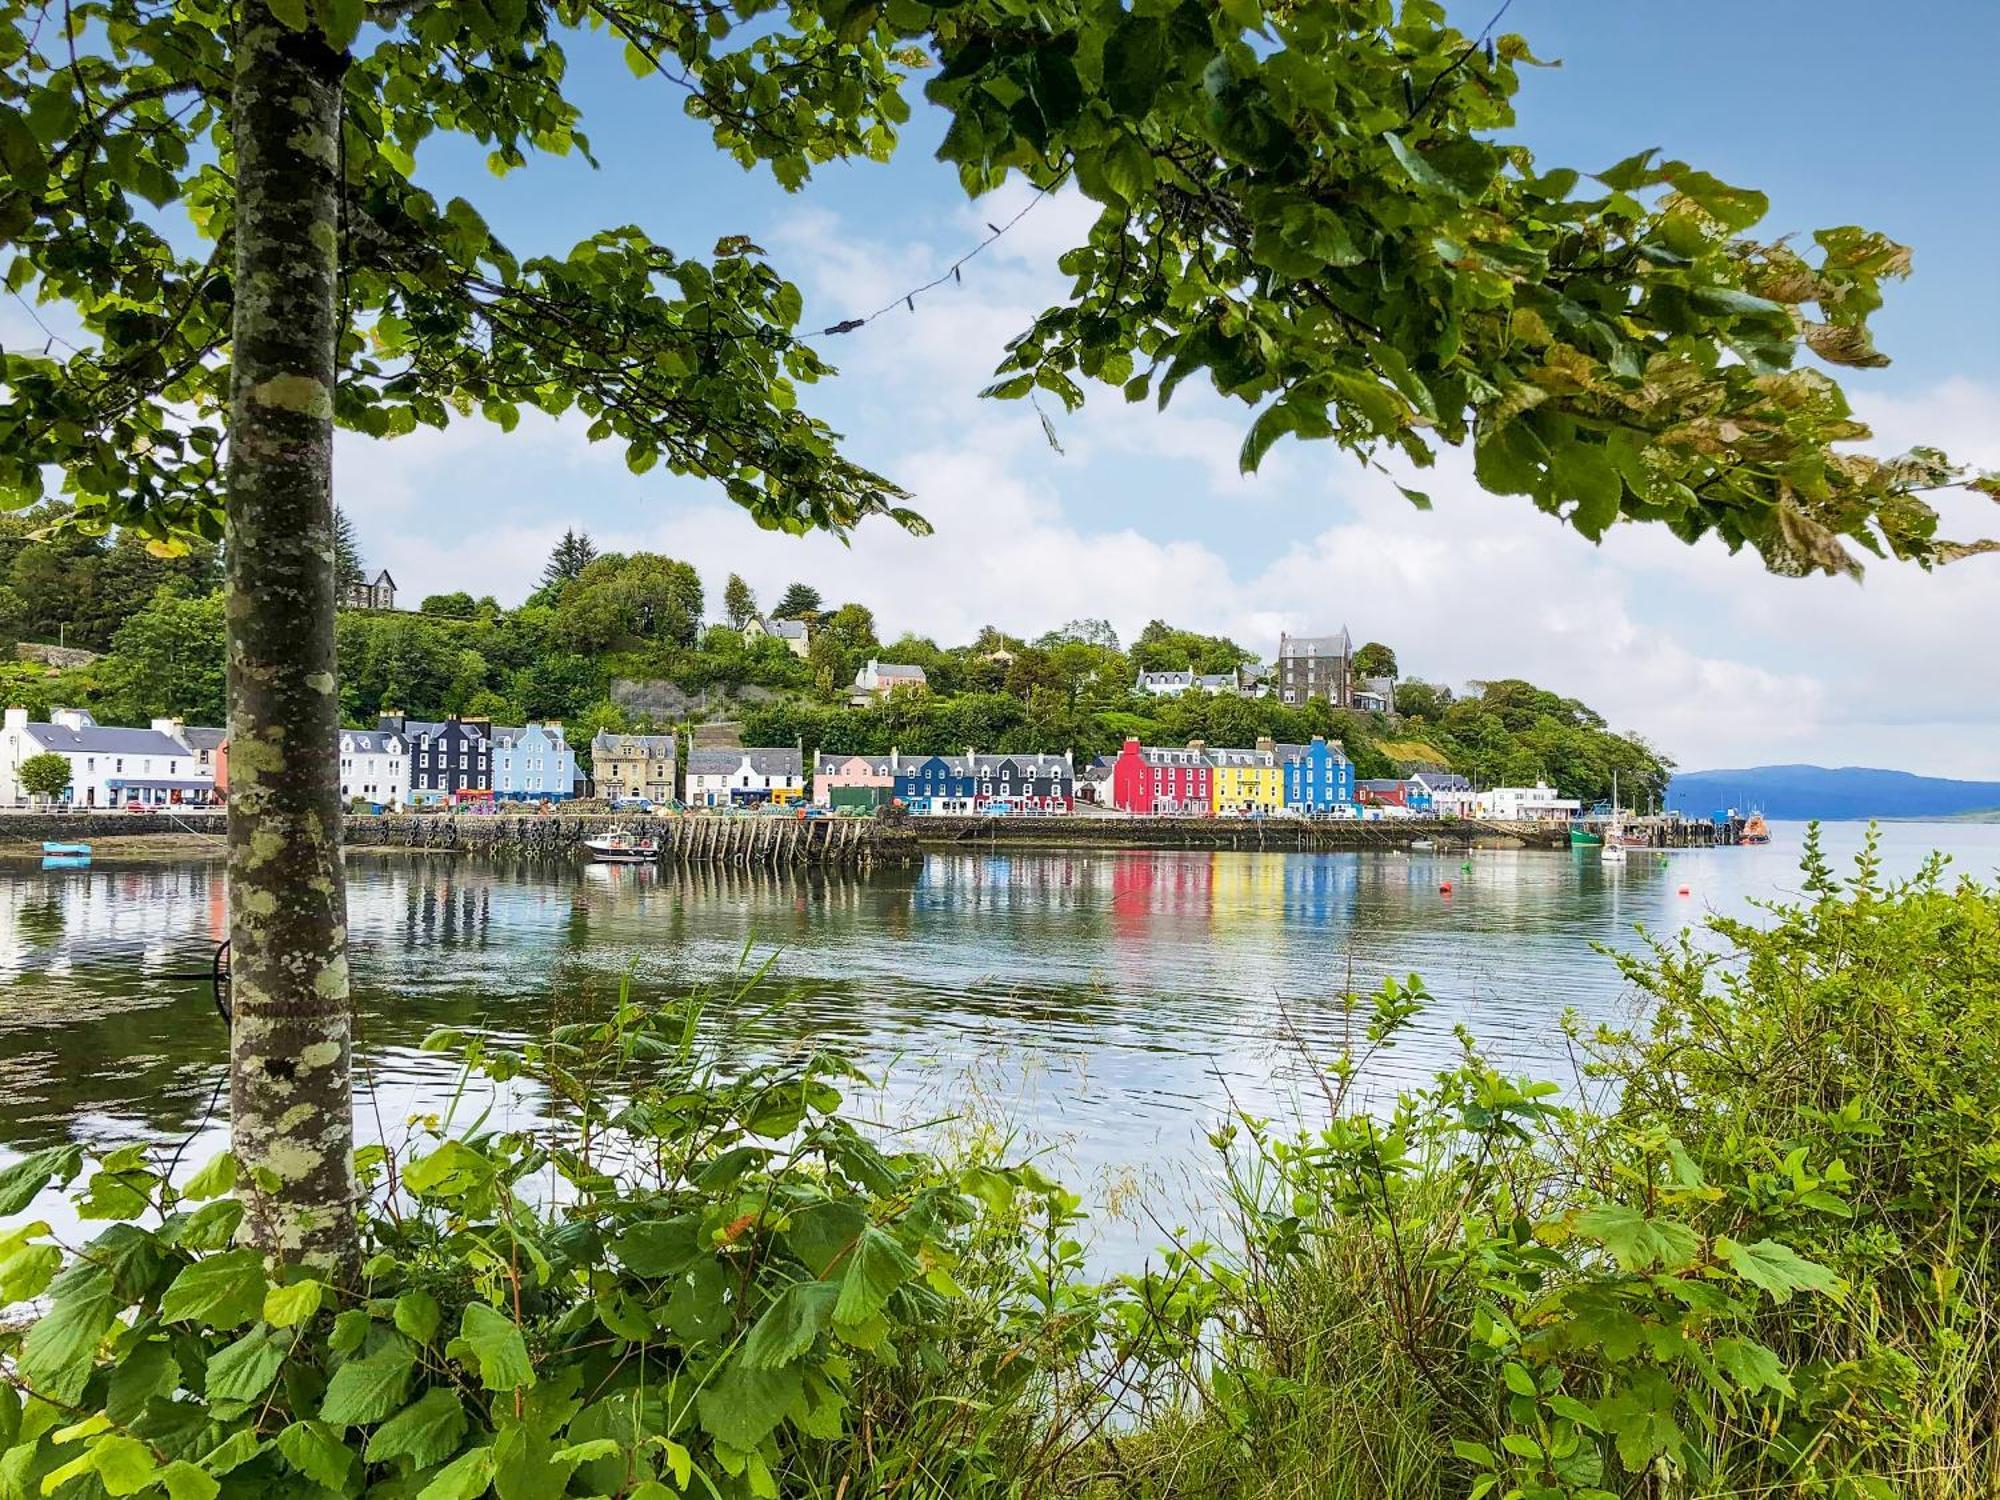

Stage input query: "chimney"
[
  {"left": 3, "top": 707, "right": 25, "bottom": 732},
  {"left": 1187, "top": 738, "right": 1206, "bottom": 752},
  {"left": 52, "top": 707, "right": 88, "bottom": 730},
  {"left": 1256, "top": 736, "right": 1275, "bottom": 754}
]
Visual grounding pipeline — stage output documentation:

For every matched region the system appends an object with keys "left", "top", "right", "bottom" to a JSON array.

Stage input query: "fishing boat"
[
  {"left": 1568, "top": 827, "right": 1603, "bottom": 849},
  {"left": 1600, "top": 772, "right": 1649, "bottom": 861},
  {"left": 582, "top": 828, "right": 659, "bottom": 863},
  {"left": 1408, "top": 837, "right": 1436, "bottom": 852},
  {"left": 1740, "top": 810, "right": 1771, "bottom": 846},
  {"left": 40, "top": 841, "right": 91, "bottom": 857}
]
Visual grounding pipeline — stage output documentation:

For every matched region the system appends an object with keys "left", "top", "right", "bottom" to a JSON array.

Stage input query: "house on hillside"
[
  {"left": 384, "top": 714, "right": 491, "bottom": 803},
  {"left": 591, "top": 731, "right": 677, "bottom": 804},
  {"left": 850, "top": 659, "right": 928, "bottom": 704},
  {"left": 1476, "top": 783, "right": 1581, "bottom": 821},
  {"left": 344, "top": 569, "right": 397, "bottom": 611},
  {"left": 493, "top": 722, "right": 576, "bottom": 802},
  {"left": 743, "top": 615, "right": 809, "bottom": 658},
  {"left": 685, "top": 746, "right": 804, "bottom": 808},
  {"left": 1134, "top": 669, "right": 1195, "bottom": 697},
  {"left": 338, "top": 728, "right": 409, "bottom": 809},
  {"left": 1, "top": 707, "right": 212, "bottom": 808},
  {"left": 1276, "top": 629, "right": 1352, "bottom": 707}
]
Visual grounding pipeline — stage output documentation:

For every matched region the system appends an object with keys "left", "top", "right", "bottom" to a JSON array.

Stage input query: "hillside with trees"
[{"left": 3, "top": 529, "right": 1671, "bottom": 807}]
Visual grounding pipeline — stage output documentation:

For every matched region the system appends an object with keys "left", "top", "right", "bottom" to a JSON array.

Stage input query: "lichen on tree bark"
[{"left": 224, "top": 0, "right": 357, "bottom": 1275}]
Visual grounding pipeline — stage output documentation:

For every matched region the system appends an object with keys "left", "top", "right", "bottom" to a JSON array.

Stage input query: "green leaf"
[
  {"left": 264, "top": 1278, "right": 323, "bottom": 1328},
  {"left": 320, "top": 1342, "right": 417, "bottom": 1426},
  {"left": 0, "top": 1144, "right": 83, "bottom": 1216},
  {"left": 1102, "top": 17, "right": 1168, "bottom": 116},
  {"left": 89, "top": 1434, "right": 158, "bottom": 1495},
  {"left": 1668, "top": 168, "right": 1768, "bottom": 232},
  {"left": 20, "top": 1265, "right": 115, "bottom": 1403},
  {"left": 204, "top": 1326, "right": 290, "bottom": 1407},
  {"left": 182, "top": 1153, "right": 236, "bottom": 1202},
  {"left": 784, "top": 1203, "right": 866, "bottom": 1279},
  {"left": 1383, "top": 132, "right": 1459, "bottom": 198},
  {"left": 1711, "top": 1336, "right": 1794, "bottom": 1397},
  {"left": 664, "top": 1258, "right": 731, "bottom": 1345},
  {"left": 491, "top": 1424, "right": 566, "bottom": 1500},
  {"left": 696, "top": 1358, "right": 803, "bottom": 1451},
  {"left": 416, "top": 1446, "right": 495, "bottom": 1500},
  {"left": 276, "top": 1419, "right": 356, "bottom": 1491},
  {"left": 394, "top": 1289, "right": 441, "bottom": 1345},
  {"left": 454, "top": 1303, "right": 536, "bottom": 1392},
  {"left": 159, "top": 1249, "right": 267, "bottom": 1329},
  {"left": 365, "top": 1387, "right": 471, "bottom": 1468},
  {"left": 1573, "top": 1205, "right": 1700, "bottom": 1272},
  {"left": 1715, "top": 1238, "right": 1842, "bottom": 1304},
  {"left": 833, "top": 1227, "right": 916, "bottom": 1330},
  {"left": 265, "top": 0, "right": 309, "bottom": 29},
  {"left": 743, "top": 1280, "right": 838, "bottom": 1369},
  {"left": 159, "top": 1462, "right": 219, "bottom": 1500},
  {"left": 614, "top": 1216, "right": 702, "bottom": 1277}
]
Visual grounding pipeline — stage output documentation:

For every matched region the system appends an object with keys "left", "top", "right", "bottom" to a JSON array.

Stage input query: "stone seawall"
[
  {"left": 345, "top": 813, "right": 920, "bottom": 867},
  {"left": 905, "top": 815, "right": 1568, "bottom": 852},
  {"left": 0, "top": 811, "right": 225, "bottom": 848}
]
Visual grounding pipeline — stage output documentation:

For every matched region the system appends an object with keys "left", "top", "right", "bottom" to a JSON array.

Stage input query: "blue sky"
[{"left": 323, "top": 3, "right": 2000, "bottom": 773}]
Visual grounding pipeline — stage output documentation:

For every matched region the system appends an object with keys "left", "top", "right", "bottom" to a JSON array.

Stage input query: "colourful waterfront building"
[
  {"left": 1111, "top": 738, "right": 1213, "bottom": 816},
  {"left": 1277, "top": 736, "right": 1353, "bottom": 814},
  {"left": 813, "top": 750, "right": 899, "bottom": 812},
  {"left": 893, "top": 753, "right": 977, "bottom": 815},
  {"left": 1207, "top": 739, "right": 1283, "bottom": 816},
  {"left": 970, "top": 752, "right": 1074, "bottom": 813}
]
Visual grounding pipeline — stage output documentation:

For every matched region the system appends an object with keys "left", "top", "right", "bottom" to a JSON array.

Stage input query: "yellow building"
[
  {"left": 1206, "top": 740, "right": 1284, "bottom": 815},
  {"left": 590, "top": 730, "right": 678, "bottom": 803}
]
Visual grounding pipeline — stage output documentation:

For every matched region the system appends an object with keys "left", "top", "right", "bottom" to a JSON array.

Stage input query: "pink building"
[{"left": 812, "top": 750, "right": 899, "bottom": 811}]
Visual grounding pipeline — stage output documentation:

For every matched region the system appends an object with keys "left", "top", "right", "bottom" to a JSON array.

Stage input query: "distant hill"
[{"left": 1667, "top": 765, "right": 2000, "bottom": 822}]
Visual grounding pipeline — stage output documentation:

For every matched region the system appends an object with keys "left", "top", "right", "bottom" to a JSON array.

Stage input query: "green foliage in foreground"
[{"left": 3, "top": 831, "right": 1987, "bottom": 1498}]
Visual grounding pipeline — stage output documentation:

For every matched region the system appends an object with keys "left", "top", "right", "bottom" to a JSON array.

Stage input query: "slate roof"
[
  {"left": 1412, "top": 771, "right": 1471, "bottom": 791},
  {"left": 25, "top": 720, "right": 189, "bottom": 757},
  {"left": 813, "top": 751, "right": 896, "bottom": 775},
  {"left": 689, "top": 746, "right": 802, "bottom": 777},
  {"left": 592, "top": 731, "right": 675, "bottom": 762},
  {"left": 179, "top": 726, "right": 227, "bottom": 754},
  {"left": 971, "top": 753, "right": 1071, "bottom": 777},
  {"left": 761, "top": 617, "right": 807, "bottom": 640},
  {"left": 339, "top": 730, "right": 405, "bottom": 754},
  {"left": 1204, "top": 745, "right": 1274, "bottom": 768}
]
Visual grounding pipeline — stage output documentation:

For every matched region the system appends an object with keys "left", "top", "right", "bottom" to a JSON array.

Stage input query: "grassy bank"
[{"left": 2, "top": 830, "right": 1992, "bottom": 1498}]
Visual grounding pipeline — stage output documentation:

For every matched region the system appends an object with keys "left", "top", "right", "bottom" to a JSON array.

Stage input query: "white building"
[
  {"left": 1, "top": 708, "right": 211, "bottom": 808},
  {"left": 337, "top": 728, "right": 410, "bottom": 809},
  {"left": 1135, "top": 669, "right": 1195, "bottom": 696},
  {"left": 685, "top": 746, "right": 805, "bottom": 808},
  {"left": 743, "top": 616, "right": 809, "bottom": 658},
  {"left": 1475, "top": 782, "right": 1582, "bottom": 821},
  {"left": 1410, "top": 771, "right": 1478, "bottom": 818},
  {"left": 492, "top": 722, "right": 576, "bottom": 801}
]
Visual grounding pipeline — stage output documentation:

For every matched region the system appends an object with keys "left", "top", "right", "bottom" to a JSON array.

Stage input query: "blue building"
[
  {"left": 1277, "top": 736, "right": 1353, "bottom": 814},
  {"left": 894, "top": 754, "right": 976, "bottom": 815},
  {"left": 492, "top": 722, "right": 577, "bottom": 802}
]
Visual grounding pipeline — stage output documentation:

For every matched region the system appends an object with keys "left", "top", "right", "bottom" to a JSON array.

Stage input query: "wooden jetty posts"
[{"left": 345, "top": 813, "right": 919, "bottom": 868}]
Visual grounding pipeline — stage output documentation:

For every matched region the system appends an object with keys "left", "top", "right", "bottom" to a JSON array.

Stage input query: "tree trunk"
[{"left": 224, "top": 1, "right": 356, "bottom": 1275}]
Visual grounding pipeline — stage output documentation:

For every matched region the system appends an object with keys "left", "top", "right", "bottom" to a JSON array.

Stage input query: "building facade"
[
  {"left": 1410, "top": 771, "right": 1476, "bottom": 817},
  {"left": 850, "top": 659, "right": 928, "bottom": 704},
  {"left": 686, "top": 746, "right": 805, "bottom": 807},
  {"left": 338, "top": 728, "right": 410, "bottom": 809},
  {"left": 344, "top": 569, "right": 397, "bottom": 610},
  {"left": 1276, "top": 629, "right": 1353, "bottom": 707},
  {"left": 1111, "top": 739, "right": 1213, "bottom": 816},
  {"left": 1476, "top": 783, "right": 1582, "bottom": 821},
  {"left": 812, "top": 751, "right": 898, "bottom": 811},
  {"left": 1278, "top": 736, "right": 1354, "bottom": 814},
  {"left": 387, "top": 715, "right": 492, "bottom": 803},
  {"left": 970, "top": 752, "right": 1074, "bottom": 813},
  {"left": 1, "top": 708, "right": 211, "bottom": 807},
  {"left": 591, "top": 731, "right": 677, "bottom": 804},
  {"left": 893, "top": 754, "right": 976, "bottom": 815},
  {"left": 493, "top": 722, "right": 576, "bottom": 801},
  {"left": 1208, "top": 741, "right": 1284, "bottom": 816}
]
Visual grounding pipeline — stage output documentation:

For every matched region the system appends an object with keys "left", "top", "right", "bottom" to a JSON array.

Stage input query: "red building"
[{"left": 1111, "top": 738, "right": 1213, "bottom": 816}]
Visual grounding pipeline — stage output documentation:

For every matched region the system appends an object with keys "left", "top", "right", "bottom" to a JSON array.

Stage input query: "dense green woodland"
[{"left": 0, "top": 516, "right": 1669, "bottom": 806}]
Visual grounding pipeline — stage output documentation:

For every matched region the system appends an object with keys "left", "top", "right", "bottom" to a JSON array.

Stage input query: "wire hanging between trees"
[{"left": 807, "top": 175, "right": 1067, "bottom": 340}]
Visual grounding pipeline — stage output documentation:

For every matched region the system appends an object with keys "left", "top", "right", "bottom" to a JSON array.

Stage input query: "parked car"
[{"left": 611, "top": 796, "right": 655, "bottom": 812}]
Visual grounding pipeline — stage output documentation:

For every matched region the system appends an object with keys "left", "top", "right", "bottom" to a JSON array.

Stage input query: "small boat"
[
  {"left": 583, "top": 828, "right": 659, "bottom": 863},
  {"left": 1569, "top": 827, "right": 1603, "bottom": 849},
  {"left": 1408, "top": 838, "right": 1436, "bottom": 851},
  {"left": 41, "top": 841, "right": 92, "bottom": 857},
  {"left": 1740, "top": 811, "right": 1771, "bottom": 846}
]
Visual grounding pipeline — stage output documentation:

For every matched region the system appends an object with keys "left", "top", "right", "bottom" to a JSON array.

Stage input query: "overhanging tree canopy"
[{"left": 1, "top": 0, "right": 1991, "bottom": 571}]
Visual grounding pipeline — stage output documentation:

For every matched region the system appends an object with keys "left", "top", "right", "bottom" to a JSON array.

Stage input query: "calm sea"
[{"left": 3, "top": 821, "right": 1993, "bottom": 1245}]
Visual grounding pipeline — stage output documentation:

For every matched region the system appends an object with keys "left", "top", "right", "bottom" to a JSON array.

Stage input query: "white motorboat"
[{"left": 583, "top": 827, "right": 659, "bottom": 863}]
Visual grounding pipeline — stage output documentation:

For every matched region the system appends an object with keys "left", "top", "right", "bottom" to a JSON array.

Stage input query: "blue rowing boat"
[{"left": 41, "top": 841, "right": 92, "bottom": 856}]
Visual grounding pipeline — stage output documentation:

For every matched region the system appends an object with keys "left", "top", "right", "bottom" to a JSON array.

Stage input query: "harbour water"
[{"left": 1, "top": 820, "right": 1992, "bottom": 1236}]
